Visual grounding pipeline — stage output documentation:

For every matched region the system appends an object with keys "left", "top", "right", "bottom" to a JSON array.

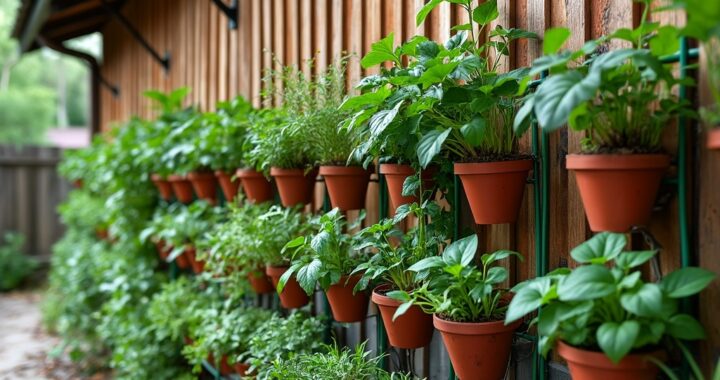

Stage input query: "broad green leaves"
[
  {"left": 533, "top": 70, "right": 599, "bottom": 131},
  {"left": 542, "top": 27, "right": 571, "bottom": 55},
  {"left": 597, "top": 321, "right": 640, "bottom": 363},
  {"left": 661, "top": 267, "right": 716, "bottom": 298},
  {"left": 361, "top": 33, "right": 400, "bottom": 68},
  {"left": 472, "top": 0, "right": 499, "bottom": 26},
  {"left": 570, "top": 232, "right": 626, "bottom": 264},
  {"left": 416, "top": 128, "right": 451, "bottom": 168},
  {"left": 557, "top": 265, "right": 615, "bottom": 301}
]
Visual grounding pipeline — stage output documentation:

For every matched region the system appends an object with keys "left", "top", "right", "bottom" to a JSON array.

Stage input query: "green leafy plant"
[
  {"left": 205, "top": 96, "right": 255, "bottom": 171},
  {"left": 505, "top": 232, "right": 716, "bottom": 363},
  {"left": 253, "top": 205, "right": 311, "bottom": 266},
  {"left": 147, "top": 276, "right": 213, "bottom": 344},
  {"left": 57, "top": 190, "right": 109, "bottom": 235},
  {"left": 389, "top": 234, "right": 521, "bottom": 322},
  {"left": 0, "top": 232, "right": 38, "bottom": 290}
]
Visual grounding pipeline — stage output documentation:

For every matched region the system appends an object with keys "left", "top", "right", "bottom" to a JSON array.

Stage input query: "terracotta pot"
[
  {"left": 270, "top": 167, "right": 318, "bottom": 207},
  {"left": 219, "top": 355, "right": 234, "bottom": 376},
  {"left": 187, "top": 171, "right": 217, "bottom": 204},
  {"left": 379, "top": 164, "right": 436, "bottom": 212},
  {"left": 434, "top": 315, "right": 521, "bottom": 380},
  {"left": 708, "top": 128, "right": 720, "bottom": 149},
  {"left": 266, "top": 265, "right": 310, "bottom": 309},
  {"left": 183, "top": 336, "right": 193, "bottom": 345},
  {"left": 319, "top": 166, "right": 372, "bottom": 210},
  {"left": 236, "top": 168, "right": 274, "bottom": 203},
  {"left": 454, "top": 160, "right": 532, "bottom": 224},
  {"left": 150, "top": 174, "right": 173, "bottom": 200},
  {"left": 248, "top": 269, "right": 275, "bottom": 294},
  {"left": 566, "top": 154, "right": 670, "bottom": 232},
  {"left": 154, "top": 240, "right": 169, "bottom": 260},
  {"left": 95, "top": 228, "right": 109, "bottom": 241},
  {"left": 325, "top": 275, "right": 369, "bottom": 323},
  {"left": 557, "top": 341, "right": 663, "bottom": 380},
  {"left": 234, "top": 362, "right": 251, "bottom": 376},
  {"left": 72, "top": 179, "right": 84, "bottom": 189},
  {"left": 215, "top": 170, "right": 240, "bottom": 202},
  {"left": 167, "top": 174, "right": 194, "bottom": 203},
  {"left": 184, "top": 246, "right": 204, "bottom": 274},
  {"left": 171, "top": 245, "right": 190, "bottom": 269},
  {"left": 371, "top": 285, "right": 433, "bottom": 349}
]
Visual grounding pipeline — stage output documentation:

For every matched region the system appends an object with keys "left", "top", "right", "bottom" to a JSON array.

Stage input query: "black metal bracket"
[
  {"left": 211, "top": 0, "right": 239, "bottom": 30},
  {"left": 100, "top": 0, "right": 170, "bottom": 73},
  {"left": 100, "top": 77, "right": 120, "bottom": 98}
]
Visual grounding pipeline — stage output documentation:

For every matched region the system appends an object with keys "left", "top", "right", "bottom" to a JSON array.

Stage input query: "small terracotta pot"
[
  {"left": 184, "top": 246, "right": 204, "bottom": 274},
  {"left": 72, "top": 179, "right": 84, "bottom": 189},
  {"left": 234, "top": 362, "right": 251, "bottom": 376},
  {"left": 167, "top": 174, "right": 194, "bottom": 203},
  {"left": 379, "top": 164, "right": 436, "bottom": 212},
  {"left": 325, "top": 275, "right": 369, "bottom": 323},
  {"left": 183, "top": 336, "right": 193, "bottom": 345},
  {"left": 454, "top": 160, "right": 532, "bottom": 224},
  {"left": 96, "top": 228, "right": 109, "bottom": 241},
  {"left": 371, "top": 285, "right": 433, "bottom": 349},
  {"left": 270, "top": 167, "right": 318, "bottom": 207},
  {"left": 319, "top": 166, "right": 372, "bottom": 210},
  {"left": 150, "top": 174, "right": 173, "bottom": 200},
  {"left": 557, "top": 341, "right": 663, "bottom": 380},
  {"left": 236, "top": 168, "right": 274, "bottom": 203},
  {"left": 187, "top": 171, "right": 217, "bottom": 204},
  {"left": 218, "top": 355, "right": 234, "bottom": 376},
  {"left": 567, "top": 154, "right": 670, "bottom": 232},
  {"left": 215, "top": 171, "right": 240, "bottom": 202},
  {"left": 248, "top": 269, "right": 275, "bottom": 294},
  {"left": 154, "top": 240, "right": 169, "bottom": 260},
  {"left": 708, "top": 128, "right": 720, "bottom": 149},
  {"left": 170, "top": 245, "right": 190, "bottom": 269},
  {"left": 266, "top": 265, "right": 310, "bottom": 309},
  {"left": 434, "top": 315, "right": 521, "bottom": 380}
]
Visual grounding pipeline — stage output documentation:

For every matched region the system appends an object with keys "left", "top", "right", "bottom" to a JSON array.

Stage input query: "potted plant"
[
  {"left": 237, "top": 108, "right": 284, "bottom": 204},
  {"left": 389, "top": 234, "right": 522, "bottom": 380},
  {"left": 280, "top": 208, "right": 370, "bottom": 322},
  {"left": 163, "top": 202, "right": 223, "bottom": 274},
  {"left": 505, "top": 232, "right": 716, "bottom": 379},
  {"left": 516, "top": 13, "right": 694, "bottom": 232},
  {"left": 352, "top": 201, "right": 450, "bottom": 349}
]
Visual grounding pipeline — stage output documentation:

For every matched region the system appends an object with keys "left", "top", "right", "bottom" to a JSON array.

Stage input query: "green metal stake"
[
  {"left": 322, "top": 185, "right": 334, "bottom": 343},
  {"left": 448, "top": 175, "right": 462, "bottom": 380},
  {"left": 377, "top": 173, "right": 389, "bottom": 371}
]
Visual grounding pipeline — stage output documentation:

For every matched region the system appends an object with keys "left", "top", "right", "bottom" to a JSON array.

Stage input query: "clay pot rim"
[
  {"left": 319, "top": 165, "right": 374, "bottom": 176},
  {"left": 371, "top": 284, "right": 404, "bottom": 307},
  {"left": 214, "top": 170, "right": 235, "bottom": 177},
  {"left": 379, "top": 163, "right": 416, "bottom": 175},
  {"left": 167, "top": 174, "right": 188, "bottom": 181},
  {"left": 270, "top": 167, "right": 319, "bottom": 177},
  {"left": 187, "top": 171, "right": 216, "bottom": 180},
  {"left": 557, "top": 340, "right": 665, "bottom": 369},
  {"left": 236, "top": 168, "right": 266, "bottom": 178},
  {"left": 151, "top": 173, "right": 167, "bottom": 181},
  {"left": 329, "top": 274, "right": 363, "bottom": 289},
  {"left": 454, "top": 159, "right": 533, "bottom": 174},
  {"left": 432, "top": 314, "right": 521, "bottom": 335},
  {"left": 265, "top": 265, "right": 289, "bottom": 277},
  {"left": 566, "top": 154, "right": 671, "bottom": 170}
]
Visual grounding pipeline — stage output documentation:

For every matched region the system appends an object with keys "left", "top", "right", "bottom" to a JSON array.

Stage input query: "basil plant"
[{"left": 505, "top": 232, "right": 716, "bottom": 363}]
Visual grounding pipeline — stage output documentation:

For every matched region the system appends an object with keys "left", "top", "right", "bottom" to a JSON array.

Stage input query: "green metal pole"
[
  {"left": 677, "top": 37, "right": 691, "bottom": 271},
  {"left": 448, "top": 174, "right": 461, "bottom": 380},
  {"left": 377, "top": 172, "right": 389, "bottom": 370},
  {"left": 322, "top": 185, "right": 333, "bottom": 343}
]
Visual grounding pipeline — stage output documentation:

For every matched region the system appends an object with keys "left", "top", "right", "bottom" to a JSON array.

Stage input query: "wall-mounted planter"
[
  {"left": 187, "top": 171, "right": 217, "bottom": 204},
  {"left": 379, "top": 164, "right": 435, "bottom": 212},
  {"left": 557, "top": 341, "right": 662, "bottom": 380},
  {"left": 247, "top": 269, "right": 275, "bottom": 294},
  {"left": 150, "top": 174, "right": 173, "bottom": 200},
  {"left": 371, "top": 285, "right": 433, "bottom": 349},
  {"left": 708, "top": 128, "right": 720, "bottom": 149},
  {"left": 325, "top": 275, "right": 369, "bottom": 323},
  {"left": 567, "top": 154, "right": 670, "bottom": 232},
  {"left": 168, "top": 244, "right": 191, "bottom": 269},
  {"left": 154, "top": 240, "right": 169, "bottom": 260},
  {"left": 184, "top": 246, "right": 204, "bottom": 274},
  {"left": 265, "top": 265, "right": 310, "bottom": 309},
  {"left": 270, "top": 167, "right": 318, "bottom": 207},
  {"left": 219, "top": 355, "right": 234, "bottom": 376},
  {"left": 319, "top": 166, "right": 372, "bottom": 211},
  {"left": 167, "top": 174, "right": 194, "bottom": 203},
  {"left": 236, "top": 168, "right": 274, "bottom": 203},
  {"left": 454, "top": 159, "right": 532, "bottom": 224},
  {"left": 215, "top": 170, "right": 240, "bottom": 202},
  {"left": 233, "top": 362, "right": 251, "bottom": 377}
]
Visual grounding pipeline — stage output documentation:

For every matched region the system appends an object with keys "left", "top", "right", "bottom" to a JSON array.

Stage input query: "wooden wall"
[{"left": 98, "top": 0, "right": 718, "bottom": 374}]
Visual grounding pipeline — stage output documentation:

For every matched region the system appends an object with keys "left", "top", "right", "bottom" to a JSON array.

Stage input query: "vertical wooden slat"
[
  {"left": 330, "top": 0, "right": 344, "bottom": 62},
  {"left": 273, "top": 0, "right": 285, "bottom": 106},
  {"left": 363, "top": 0, "right": 381, "bottom": 75},
  {"left": 300, "top": 0, "right": 313, "bottom": 76},
  {"left": 344, "top": 0, "right": 363, "bottom": 90},
  {"left": 250, "top": 0, "right": 262, "bottom": 105},
  {"left": 239, "top": 0, "right": 253, "bottom": 100},
  {"left": 285, "top": 0, "right": 299, "bottom": 69},
  {"left": 314, "top": 0, "right": 329, "bottom": 74}
]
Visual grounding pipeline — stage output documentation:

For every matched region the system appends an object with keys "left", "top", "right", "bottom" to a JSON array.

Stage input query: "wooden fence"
[{"left": 0, "top": 145, "right": 70, "bottom": 260}]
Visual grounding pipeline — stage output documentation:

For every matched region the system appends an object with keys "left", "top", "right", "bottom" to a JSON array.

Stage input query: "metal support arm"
[{"left": 211, "top": 0, "right": 239, "bottom": 30}]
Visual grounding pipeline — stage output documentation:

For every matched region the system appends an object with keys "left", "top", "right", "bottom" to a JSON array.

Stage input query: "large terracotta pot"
[
  {"left": 168, "top": 245, "right": 191, "bottom": 269},
  {"left": 215, "top": 170, "right": 240, "bottom": 202},
  {"left": 184, "top": 246, "right": 204, "bottom": 274},
  {"left": 434, "top": 315, "right": 521, "bottom": 380},
  {"left": 566, "top": 154, "right": 670, "bottom": 232},
  {"left": 325, "top": 275, "right": 369, "bottom": 323},
  {"left": 454, "top": 160, "right": 532, "bottom": 224},
  {"left": 319, "top": 166, "right": 372, "bottom": 211},
  {"left": 371, "top": 285, "right": 433, "bottom": 349},
  {"left": 150, "top": 174, "right": 173, "bottom": 200},
  {"left": 557, "top": 341, "right": 663, "bottom": 380},
  {"left": 233, "top": 362, "right": 251, "bottom": 376},
  {"left": 708, "top": 128, "right": 720, "bottom": 149},
  {"left": 270, "top": 167, "right": 318, "bottom": 207},
  {"left": 219, "top": 355, "right": 234, "bottom": 376},
  {"left": 379, "top": 164, "right": 436, "bottom": 212},
  {"left": 167, "top": 174, "right": 194, "bottom": 203},
  {"left": 265, "top": 265, "right": 310, "bottom": 309},
  {"left": 187, "top": 171, "right": 217, "bottom": 204},
  {"left": 236, "top": 168, "right": 274, "bottom": 203},
  {"left": 247, "top": 269, "right": 275, "bottom": 294}
]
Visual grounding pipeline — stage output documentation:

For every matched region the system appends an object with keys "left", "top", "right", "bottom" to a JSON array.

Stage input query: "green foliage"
[
  {"left": 57, "top": 190, "right": 108, "bottom": 233},
  {"left": 506, "top": 232, "right": 716, "bottom": 364},
  {"left": 254, "top": 205, "right": 311, "bottom": 266},
  {"left": 0, "top": 88, "right": 54, "bottom": 144},
  {"left": 147, "top": 276, "right": 213, "bottom": 344},
  {"left": 0, "top": 232, "right": 37, "bottom": 290}
]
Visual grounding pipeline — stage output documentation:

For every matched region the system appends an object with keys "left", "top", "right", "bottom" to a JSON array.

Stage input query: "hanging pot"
[
  {"left": 167, "top": 174, "right": 194, "bottom": 203},
  {"left": 215, "top": 170, "right": 240, "bottom": 202},
  {"left": 434, "top": 315, "right": 521, "bottom": 380},
  {"left": 371, "top": 285, "right": 433, "bottom": 349},
  {"left": 219, "top": 355, "right": 234, "bottom": 376},
  {"left": 169, "top": 245, "right": 191, "bottom": 269},
  {"left": 236, "top": 168, "right": 274, "bottom": 203},
  {"left": 557, "top": 341, "right": 663, "bottom": 380},
  {"left": 379, "top": 164, "right": 436, "bottom": 213},
  {"left": 708, "top": 128, "right": 720, "bottom": 149},
  {"left": 184, "top": 246, "right": 204, "bottom": 274},
  {"left": 270, "top": 167, "right": 318, "bottom": 207},
  {"left": 154, "top": 240, "right": 169, "bottom": 260},
  {"left": 233, "top": 362, "right": 251, "bottom": 376},
  {"left": 247, "top": 269, "right": 275, "bottom": 294},
  {"left": 567, "top": 154, "right": 670, "bottom": 232},
  {"left": 318, "top": 166, "right": 372, "bottom": 210},
  {"left": 150, "top": 174, "right": 173, "bottom": 200},
  {"left": 265, "top": 265, "right": 310, "bottom": 309},
  {"left": 325, "top": 275, "right": 369, "bottom": 323},
  {"left": 187, "top": 171, "right": 217, "bottom": 204},
  {"left": 454, "top": 159, "right": 532, "bottom": 224},
  {"left": 72, "top": 179, "right": 84, "bottom": 189}
]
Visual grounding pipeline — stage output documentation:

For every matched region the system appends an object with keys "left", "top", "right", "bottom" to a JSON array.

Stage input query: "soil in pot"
[
  {"left": 454, "top": 159, "right": 532, "bottom": 224},
  {"left": 319, "top": 166, "right": 372, "bottom": 211},
  {"left": 379, "top": 164, "right": 436, "bottom": 212},
  {"left": 150, "top": 174, "right": 173, "bottom": 200},
  {"left": 236, "top": 168, "right": 274, "bottom": 203},
  {"left": 265, "top": 265, "right": 310, "bottom": 309},
  {"left": 167, "top": 175, "right": 195, "bottom": 203},
  {"left": 557, "top": 341, "right": 663, "bottom": 380},
  {"left": 566, "top": 154, "right": 670, "bottom": 232},
  {"left": 708, "top": 128, "right": 720, "bottom": 149},
  {"left": 434, "top": 315, "right": 521, "bottom": 380},
  {"left": 325, "top": 275, "right": 369, "bottom": 323},
  {"left": 187, "top": 171, "right": 217, "bottom": 205},
  {"left": 270, "top": 167, "right": 318, "bottom": 207},
  {"left": 184, "top": 246, "right": 204, "bottom": 274},
  {"left": 215, "top": 171, "right": 240, "bottom": 202},
  {"left": 371, "top": 285, "right": 433, "bottom": 349},
  {"left": 247, "top": 269, "right": 275, "bottom": 294}
]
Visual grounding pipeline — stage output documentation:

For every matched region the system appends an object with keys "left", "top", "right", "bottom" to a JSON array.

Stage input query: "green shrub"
[{"left": 0, "top": 232, "right": 37, "bottom": 290}]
